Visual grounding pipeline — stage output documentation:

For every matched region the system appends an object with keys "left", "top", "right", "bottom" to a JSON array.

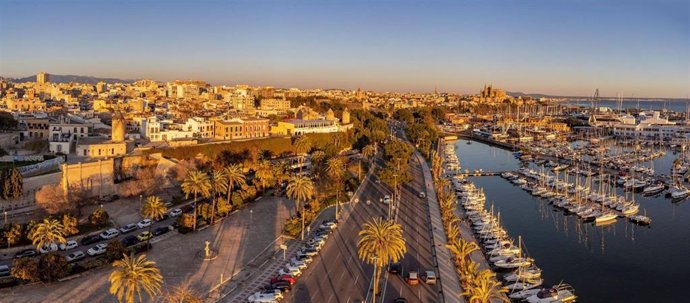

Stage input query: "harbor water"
[{"left": 454, "top": 139, "right": 690, "bottom": 303}]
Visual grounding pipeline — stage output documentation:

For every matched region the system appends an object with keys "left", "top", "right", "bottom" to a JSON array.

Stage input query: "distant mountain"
[
  {"left": 506, "top": 91, "right": 557, "bottom": 99},
  {"left": 5, "top": 74, "right": 135, "bottom": 84}
]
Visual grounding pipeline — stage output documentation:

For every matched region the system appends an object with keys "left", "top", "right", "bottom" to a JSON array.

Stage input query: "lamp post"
[{"left": 3, "top": 211, "right": 6, "bottom": 225}]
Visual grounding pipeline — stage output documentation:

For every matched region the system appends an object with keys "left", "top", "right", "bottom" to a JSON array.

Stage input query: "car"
[
  {"left": 269, "top": 281, "right": 292, "bottom": 292},
  {"left": 66, "top": 251, "right": 85, "bottom": 262},
  {"left": 39, "top": 243, "right": 59, "bottom": 254},
  {"left": 389, "top": 262, "right": 401, "bottom": 274},
  {"left": 154, "top": 213, "right": 169, "bottom": 222},
  {"left": 152, "top": 226, "right": 171, "bottom": 236},
  {"left": 383, "top": 195, "right": 391, "bottom": 204},
  {"left": 421, "top": 270, "right": 436, "bottom": 285},
  {"left": 136, "top": 231, "right": 152, "bottom": 242},
  {"left": 180, "top": 205, "right": 194, "bottom": 213},
  {"left": 406, "top": 271, "right": 419, "bottom": 285},
  {"left": 119, "top": 224, "right": 137, "bottom": 234},
  {"left": 0, "top": 265, "right": 10, "bottom": 277},
  {"left": 375, "top": 178, "right": 381, "bottom": 184},
  {"left": 278, "top": 266, "right": 301, "bottom": 277},
  {"left": 100, "top": 228, "right": 120, "bottom": 240},
  {"left": 81, "top": 234, "right": 102, "bottom": 245},
  {"left": 307, "top": 237, "right": 325, "bottom": 247},
  {"left": 137, "top": 219, "right": 152, "bottom": 229},
  {"left": 87, "top": 243, "right": 108, "bottom": 256},
  {"left": 290, "top": 259, "right": 307, "bottom": 270},
  {"left": 295, "top": 254, "right": 312, "bottom": 264},
  {"left": 418, "top": 192, "right": 426, "bottom": 198},
  {"left": 319, "top": 222, "right": 337, "bottom": 230},
  {"left": 169, "top": 208, "right": 183, "bottom": 217},
  {"left": 59, "top": 240, "right": 79, "bottom": 251},
  {"left": 270, "top": 274, "right": 296, "bottom": 285},
  {"left": 258, "top": 289, "right": 283, "bottom": 300},
  {"left": 302, "top": 247, "right": 319, "bottom": 256},
  {"left": 247, "top": 293, "right": 277, "bottom": 303},
  {"left": 393, "top": 298, "right": 407, "bottom": 303},
  {"left": 121, "top": 235, "right": 139, "bottom": 247},
  {"left": 14, "top": 249, "right": 37, "bottom": 259}
]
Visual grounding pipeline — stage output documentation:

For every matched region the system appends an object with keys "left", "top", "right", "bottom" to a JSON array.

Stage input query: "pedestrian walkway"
[{"left": 416, "top": 152, "right": 465, "bottom": 303}]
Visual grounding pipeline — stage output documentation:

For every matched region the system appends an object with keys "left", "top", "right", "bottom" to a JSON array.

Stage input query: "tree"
[
  {"left": 464, "top": 269, "right": 509, "bottom": 303},
  {"left": 109, "top": 254, "right": 163, "bottom": 303},
  {"left": 3, "top": 223, "right": 21, "bottom": 248},
  {"left": 215, "top": 198, "right": 231, "bottom": 217},
  {"left": 11, "top": 257, "right": 39, "bottom": 282},
  {"left": 106, "top": 240, "right": 128, "bottom": 262},
  {"left": 35, "top": 184, "right": 71, "bottom": 215},
  {"left": 286, "top": 175, "right": 314, "bottom": 240},
  {"left": 61, "top": 214, "right": 79, "bottom": 236},
  {"left": 293, "top": 135, "right": 312, "bottom": 172},
  {"left": 1, "top": 168, "right": 23, "bottom": 200},
  {"left": 141, "top": 196, "right": 167, "bottom": 246},
  {"left": 362, "top": 144, "right": 376, "bottom": 161},
  {"left": 254, "top": 161, "right": 275, "bottom": 191},
  {"left": 38, "top": 252, "right": 68, "bottom": 282},
  {"left": 30, "top": 218, "right": 66, "bottom": 251},
  {"left": 163, "top": 281, "right": 203, "bottom": 303},
  {"left": 223, "top": 165, "right": 245, "bottom": 208},
  {"left": 447, "top": 238, "right": 480, "bottom": 269},
  {"left": 357, "top": 218, "right": 407, "bottom": 303},
  {"left": 181, "top": 170, "right": 211, "bottom": 231},
  {"left": 208, "top": 170, "right": 227, "bottom": 225},
  {"left": 89, "top": 207, "right": 110, "bottom": 227},
  {"left": 325, "top": 156, "right": 345, "bottom": 216}
]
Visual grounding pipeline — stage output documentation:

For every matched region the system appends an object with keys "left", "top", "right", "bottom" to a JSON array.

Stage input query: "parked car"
[
  {"left": 119, "top": 224, "right": 137, "bottom": 234},
  {"left": 39, "top": 243, "right": 59, "bottom": 254},
  {"left": 66, "top": 251, "right": 85, "bottom": 263},
  {"left": 418, "top": 192, "right": 426, "bottom": 198},
  {"left": 290, "top": 259, "right": 307, "bottom": 270},
  {"left": 81, "top": 234, "right": 102, "bottom": 246},
  {"left": 0, "top": 265, "right": 10, "bottom": 277},
  {"left": 421, "top": 270, "right": 436, "bottom": 285},
  {"left": 247, "top": 292, "right": 277, "bottom": 303},
  {"left": 87, "top": 243, "right": 108, "bottom": 256},
  {"left": 136, "top": 231, "right": 152, "bottom": 242},
  {"left": 295, "top": 254, "right": 313, "bottom": 264},
  {"left": 154, "top": 213, "right": 169, "bottom": 222},
  {"left": 180, "top": 205, "right": 194, "bottom": 213},
  {"left": 152, "top": 226, "right": 170, "bottom": 236},
  {"left": 269, "top": 281, "right": 292, "bottom": 292},
  {"left": 270, "top": 275, "right": 296, "bottom": 285},
  {"left": 14, "top": 249, "right": 37, "bottom": 259},
  {"left": 406, "top": 271, "right": 419, "bottom": 285},
  {"left": 383, "top": 195, "right": 391, "bottom": 204},
  {"left": 59, "top": 240, "right": 79, "bottom": 251},
  {"left": 389, "top": 262, "right": 401, "bottom": 274},
  {"left": 169, "top": 208, "right": 183, "bottom": 217},
  {"left": 278, "top": 266, "right": 301, "bottom": 277},
  {"left": 136, "top": 219, "right": 152, "bottom": 229},
  {"left": 100, "top": 228, "right": 120, "bottom": 240},
  {"left": 258, "top": 289, "right": 283, "bottom": 300},
  {"left": 121, "top": 235, "right": 139, "bottom": 247},
  {"left": 301, "top": 247, "right": 319, "bottom": 256}
]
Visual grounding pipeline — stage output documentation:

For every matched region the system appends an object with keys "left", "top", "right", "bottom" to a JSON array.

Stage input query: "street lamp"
[{"left": 3, "top": 211, "right": 6, "bottom": 225}]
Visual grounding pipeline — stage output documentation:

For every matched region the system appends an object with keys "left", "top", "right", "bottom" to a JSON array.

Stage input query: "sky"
[{"left": 0, "top": 0, "right": 688, "bottom": 98}]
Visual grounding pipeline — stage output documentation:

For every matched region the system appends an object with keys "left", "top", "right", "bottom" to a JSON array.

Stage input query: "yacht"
[
  {"left": 629, "top": 215, "right": 652, "bottom": 226},
  {"left": 595, "top": 212, "right": 617, "bottom": 225},
  {"left": 669, "top": 185, "right": 690, "bottom": 199},
  {"left": 642, "top": 183, "right": 665, "bottom": 196},
  {"left": 524, "top": 284, "right": 577, "bottom": 303}
]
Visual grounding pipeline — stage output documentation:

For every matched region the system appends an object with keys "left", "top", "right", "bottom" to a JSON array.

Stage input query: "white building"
[{"left": 184, "top": 117, "right": 214, "bottom": 139}]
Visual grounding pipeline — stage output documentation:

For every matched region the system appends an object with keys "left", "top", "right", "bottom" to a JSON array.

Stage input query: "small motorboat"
[
  {"left": 629, "top": 215, "right": 652, "bottom": 226},
  {"left": 643, "top": 183, "right": 665, "bottom": 196},
  {"left": 524, "top": 283, "right": 577, "bottom": 303}
]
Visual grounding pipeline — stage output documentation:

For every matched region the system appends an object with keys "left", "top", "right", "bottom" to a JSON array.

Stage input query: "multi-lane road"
[{"left": 284, "top": 149, "right": 440, "bottom": 303}]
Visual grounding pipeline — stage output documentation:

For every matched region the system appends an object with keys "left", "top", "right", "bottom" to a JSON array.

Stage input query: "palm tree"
[
  {"left": 447, "top": 238, "right": 479, "bottom": 269},
  {"left": 357, "top": 217, "right": 407, "bottom": 303},
  {"left": 325, "top": 156, "right": 345, "bottom": 217},
  {"left": 286, "top": 175, "right": 314, "bottom": 240},
  {"left": 254, "top": 160, "right": 274, "bottom": 191},
  {"left": 208, "top": 170, "right": 228, "bottom": 225},
  {"left": 362, "top": 144, "right": 376, "bottom": 161},
  {"left": 141, "top": 196, "right": 167, "bottom": 247},
  {"left": 30, "top": 218, "right": 66, "bottom": 251},
  {"left": 163, "top": 281, "right": 202, "bottom": 303},
  {"left": 223, "top": 164, "right": 245, "bottom": 207},
  {"left": 181, "top": 170, "right": 211, "bottom": 231},
  {"left": 465, "top": 269, "right": 509, "bottom": 303},
  {"left": 109, "top": 254, "right": 163, "bottom": 303},
  {"left": 294, "top": 135, "right": 312, "bottom": 173}
]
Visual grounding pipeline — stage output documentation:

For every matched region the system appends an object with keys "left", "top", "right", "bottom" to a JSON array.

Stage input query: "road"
[{"left": 284, "top": 147, "right": 440, "bottom": 302}]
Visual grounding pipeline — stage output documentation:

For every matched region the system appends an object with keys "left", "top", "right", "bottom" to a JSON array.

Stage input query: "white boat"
[
  {"left": 505, "top": 278, "right": 543, "bottom": 292},
  {"left": 629, "top": 215, "right": 652, "bottom": 226},
  {"left": 524, "top": 283, "right": 577, "bottom": 303},
  {"left": 595, "top": 213, "right": 617, "bottom": 224},
  {"left": 494, "top": 257, "right": 532, "bottom": 269},
  {"left": 670, "top": 185, "right": 690, "bottom": 199},
  {"left": 642, "top": 183, "right": 665, "bottom": 195}
]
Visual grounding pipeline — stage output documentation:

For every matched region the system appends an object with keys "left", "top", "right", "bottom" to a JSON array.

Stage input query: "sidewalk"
[{"left": 416, "top": 152, "right": 465, "bottom": 303}]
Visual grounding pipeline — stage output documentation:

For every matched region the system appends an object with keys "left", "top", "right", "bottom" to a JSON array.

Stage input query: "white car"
[
  {"left": 66, "top": 251, "right": 85, "bottom": 262},
  {"left": 100, "top": 228, "right": 120, "bottom": 240},
  {"left": 419, "top": 192, "right": 426, "bottom": 198},
  {"left": 39, "top": 243, "right": 59, "bottom": 254},
  {"left": 258, "top": 290, "right": 283, "bottom": 300},
  {"left": 87, "top": 243, "right": 108, "bottom": 256},
  {"left": 247, "top": 293, "right": 277, "bottom": 303},
  {"left": 278, "top": 266, "right": 301, "bottom": 277},
  {"left": 169, "top": 208, "right": 182, "bottom": 217},
  {"left": 320, "top": 222, "right": 337, "bottom": 230},
  {"left": 59, "top": 240, "right": 78, "bottom": 251},
  {"left": 137, "top": 219, "right": 152, "bottom": 229},
  {"left": 290, "top": 260, "right": 307, "bottom": 270},
  {"left": 383, "top": 195, "right": 391, "bottom": 204}
]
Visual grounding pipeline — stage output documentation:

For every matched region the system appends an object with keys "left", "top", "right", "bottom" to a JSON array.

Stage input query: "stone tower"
[
  {"left": 326, "top": 108, "right": 335, "bottom": 121},
  {"left": 341, "top": 108, "right": 351, "bottom": 124},
  {"left": 111, "top": 111, "right": 126, "bottom": 142}
]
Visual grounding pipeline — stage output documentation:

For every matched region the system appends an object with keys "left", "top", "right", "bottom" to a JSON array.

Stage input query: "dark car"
[
  {"left": 389, "top": 262, "right": 401, "bottom": 274},
  {"left": 152, "top": 226, "right": 170, "bottom": 236},
  {"left": 121, "top": 235, "right": 139, "bottom": 247},
  {"left": 80, "top": 234, "right": 102, "bottom": 246},
  {"left": 180, "top": 205, "right": 194, "bottom": 213},
  {"left": 14, "top": 249, "right": 37, "bottom": 259},
  {"left": 270, "top": 281, "right": 292, "bottom": 292},
  {"left": 154, "top": 213, "right": 169, "bottom": 222},
  {"left": 393, "top": 298, "right": 407, "bottom": 303}
]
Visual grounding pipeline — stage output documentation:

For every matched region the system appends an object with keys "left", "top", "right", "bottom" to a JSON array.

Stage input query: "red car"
[{"left": 270, "top": 275, "right": 296, "bottom": 285}]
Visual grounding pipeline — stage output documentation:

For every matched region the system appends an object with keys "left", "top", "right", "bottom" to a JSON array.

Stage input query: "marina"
[{"left": 451, "top": 138, "right": 690, "bottom": 303}]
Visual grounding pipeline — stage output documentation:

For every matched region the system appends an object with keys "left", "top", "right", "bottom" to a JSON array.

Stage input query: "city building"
[{"left": 213, "top": 117, "right": 270, "bottom": 140}]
